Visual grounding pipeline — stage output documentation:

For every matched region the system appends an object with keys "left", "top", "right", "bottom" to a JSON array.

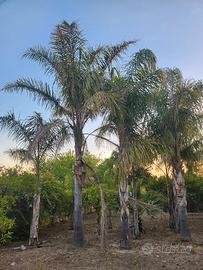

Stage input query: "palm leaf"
[
  {"left": 22, "top": 46, "right": 58, "bottom": 77},
  {"left": 6, "top": 148, "right": 33, "bottom": 163},
  {"left": 0, "top": 112, "right": 31, "bottom": 144},
  {"left": 2, "top": 78, "right": 66, "bottom": 113},
  {"left": 100, "top": 40, "right": 136, "bottom": 71}
]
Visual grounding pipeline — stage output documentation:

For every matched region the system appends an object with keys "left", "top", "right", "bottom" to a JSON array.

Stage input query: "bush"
[
  {"left": 83, "top": 184, "right": 119, "bottom": 225},
  {"left": 186, "top": 175, "right": 203, "bottom": 212},
  {"left": 0, "top": 196, "right": 15, "bottom": 245},
  {"left": 138, "top": 173, "right": 203, "bottom": 212},
  {"left": 0, "top": 167, "right": 74, "bottom": 240},
  {"left": 140, "top": 176, "right": 168, "bottom": 211},
  {"left": 83, "top": 185, "right": 100, "bottom": 213},
  {"left": 0, "top": 171, "right": 35, "bottom": 240},
  {"left": 41, "top": 178, "right": 73, "bottom": 223}
]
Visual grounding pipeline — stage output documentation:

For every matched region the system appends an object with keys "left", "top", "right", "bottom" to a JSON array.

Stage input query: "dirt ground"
[{"left": 0, "top": 213, "right": 203, "bottom": 270}]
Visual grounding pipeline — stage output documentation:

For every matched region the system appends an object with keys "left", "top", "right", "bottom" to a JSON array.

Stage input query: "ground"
[{"left": 0, "top": 213, "right": 203, "bottom": 270}]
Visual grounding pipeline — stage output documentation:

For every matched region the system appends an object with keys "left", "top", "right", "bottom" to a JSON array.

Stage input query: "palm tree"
[
  {"left": 150, "top": 68, "right": 203, "bottom": 240},
  {"left": 181, "top": 138, "right": 203, "bottom": 176},
  {"left": 2, "top": 21, "right": 135, "bottom": 246},
  {"left": 98, "top": 49, "right": 161, "bottom": 248},
  {"left": 0, "top": 112, "right": 66, "bottom": 245}
]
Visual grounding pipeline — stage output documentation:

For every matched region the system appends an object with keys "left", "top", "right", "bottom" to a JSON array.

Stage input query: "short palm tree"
[
  {"left": 150, "top": 68, "right": 203, "bottom": 240},
  {"left": 99, "top": 49, "right": 161, "bottom": 248},
  {"left": 2, "top": 21, "right": 135, "bottom": 246},
  {"left": 0, "top": 112, "right": 66, "bottom": 245}
]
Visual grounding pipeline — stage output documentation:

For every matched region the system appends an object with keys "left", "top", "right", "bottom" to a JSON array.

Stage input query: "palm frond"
[
  {"left": 85, "top": 46, "right": 104, "bottom": 66},
  {"left": 83, "top": 90, "right": 121, "bottom": 121},
  {"left": 181, "top": 138, "right": 203, "bottom": 163},
  {"left": 100, "top": 40, "right": 136, "bottom": 71},
  {"left": 0, "top": 112, "right": 31, "bottom": 144},
  {"left": 6, "top": 148, "right": 32, "bottom": 163},
  {"left": 126, "top": 135, "right": 160, "bottom": 168},
  {"left": 22, "top": 46, "right": 58, "bottom": 77},
  {"left": 28, "top": 118, "right": 71, "bottom": 156},
  {"left": 127, "top": 49, "right": 157, "bottom": 76},
  {"left": 2, "top": 78, "right": 65, "bottom": 113}
]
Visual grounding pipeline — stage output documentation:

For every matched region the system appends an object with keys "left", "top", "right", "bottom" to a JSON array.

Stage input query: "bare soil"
[{"left": 0, "top": 213, "right": 203, "bottom": 270}]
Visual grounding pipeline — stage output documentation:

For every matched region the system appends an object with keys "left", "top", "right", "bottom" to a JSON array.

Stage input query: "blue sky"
[{"left": 0, "top": 0, "right": 203, "bottom": 165}]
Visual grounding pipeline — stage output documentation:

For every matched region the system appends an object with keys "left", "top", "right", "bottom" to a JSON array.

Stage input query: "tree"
[
  {"left": 99, "top": 49, "right": 161, "bottom": 248},
  {"left": 2, "top": 21, "right": 135, "bottom": 246},
  {"left": 181, "top": 138, "right": 203, "bottom": 176},
  {"left": 150, "top": 68, "right": 203, "bottom": 240},
  {"left": 0, "top": 112, "right": 66, "bottom": 245}
]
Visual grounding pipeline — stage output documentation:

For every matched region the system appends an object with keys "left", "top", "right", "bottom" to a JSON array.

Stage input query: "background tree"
[
  {"left": 2, "top": 21, "right": 135, "bottom": 246},
  {"left": 98, "top": 49, "right": 161, "bottom": 248},
  {"left": 0, "top": 112, "right": 66, "bottom": 245},
  {"left": 149, "top": 68, "right": 203, "bottom": 240}
]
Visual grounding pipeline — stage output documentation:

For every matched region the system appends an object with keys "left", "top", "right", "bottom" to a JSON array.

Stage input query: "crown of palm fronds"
[
  {"left": 97, "top": 49, "right": 162, "bottom": 173},
  {"left": 2, "top": 21, "right": 135, "bottom": 130},
  {"left": 0, "top": 112, "right": 70, "bottom": 165},
  {"left": 149, "top": 68, "right": 203, "bottom": 164}
]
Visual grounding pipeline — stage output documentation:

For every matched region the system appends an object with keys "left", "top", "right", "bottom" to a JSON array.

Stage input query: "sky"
[{"left": 0, "top": 0, "right": 203, "bottom": 166}]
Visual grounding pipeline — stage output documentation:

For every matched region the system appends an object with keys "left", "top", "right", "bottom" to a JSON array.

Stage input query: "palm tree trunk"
[
  {"left": 73, "top": 128, "right": 85, "bottom": 247},
  {"left": 172, "top": 150, "right": 191, "bottom": 241},
  {"left": 118, "top": 131, "right": 130, "bottom": 249},
  {"left": 73, "top": 173, "right": 84, "bottom": 246},
  {"left": 99, "top": 186, "right": 106, "bottom": 249},
  {"left": 29, "top": 160, "right": 41, "bottom": 246},
  {"left": 119, "top": 180, "right": 129, "bottom": 249},
  {"left": 167, "top": 179, "right": 176, "bottom": 229},
  {"left": 131, "top": 176, "right": 139, "bottom": 239},
  {"left": 29, "top": 192, "right": 40, "bottom": 245}
]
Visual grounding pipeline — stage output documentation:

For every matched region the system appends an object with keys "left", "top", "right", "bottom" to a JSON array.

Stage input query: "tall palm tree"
[
  {"left": 0, "top": 112, "right": 66, "bottom": 245},
  {"left": 2, "top": 21, "right": 135, "bottom": 246},
  {"left": 150, "top": 68, "right": 203, "bottom": 240},
  {"left": 99, "top": 49, "right": 161, "bottom": 248}
]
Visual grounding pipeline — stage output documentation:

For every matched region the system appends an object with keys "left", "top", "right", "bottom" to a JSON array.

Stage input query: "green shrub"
[
  {"left": 0, "top": 196, "right": 15, "bottom": 245},
  {"left": 139, "top": 190, "right": 168, "bottom": 215},
  {"left": 186, "top": 175, "right": 203, "bottom": 212},
  {"left": 0, "top": 168, "right": 74, "bottom": 240},
  {"left": 41, "top": 178, "right": 73, "bottom": 223},
  {"left": 83, "top": 184, "right": 119, "bottom": 225},
  {"left": 140, "top": 176, "right": 168, "bottom": 211},
  {"left": 104, "top": 188, "right": 119, "bottom": 211},
  {"left": 138, "top": 173, "right": 203, "bottom": 212},
  {"left": 83, "top": 185, "right": 100, "bottom": 212},
  {"left": 0, "top": 171, "right": 35, "bottom": 240}
]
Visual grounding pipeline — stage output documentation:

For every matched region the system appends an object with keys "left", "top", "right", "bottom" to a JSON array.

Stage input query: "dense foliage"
[{"left": 0, "top": 153, "right": 202, "bottom": 245}]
